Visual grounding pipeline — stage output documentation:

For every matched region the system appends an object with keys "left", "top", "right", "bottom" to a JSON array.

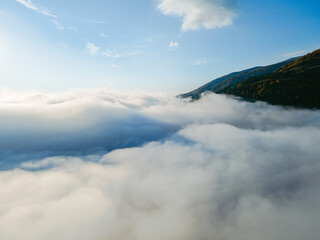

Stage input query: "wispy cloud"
[
  {"left": 15, "top": 0, "right": 77, "bottom": 32},
  {"left": 52, "top": 19, "right": 64, "bottom": 30},
  {"left": 169, "top": 41, "right": 179, "bottom": 48},
  {"left": 277, "top": 50, "right": 309, "bottom": 58},
  {"left": 52, "top": 19, "right": 77, "bottom": 31},
  {"left": 100, "top": 33, "right": 108, "bottom": 38},
  {"left": 191, "top": 59, "right": 210, "bottom": 65},
  {"left": 103, "top": 49, "right": 142, "bottom": 58},
  {"left": 16, "top": 0, "right": 56, "bottom": 17},
  {"left": 85, "top": 19, "right": 109, "bottom": 24},
  {"left": 103, "top": 50, "right": 120, "bottom": 58},
  {"left": 125, "top": 50, "right": 143, "bottom": 56},
  {"left": 158, "top": 0, "right": 237, "bottom": 31},
  {"left": 86, "top": 43, "right": 99, "bottom": 55},
  {"left": 111, "top": 64, "right": 120, "bottom": 68}
]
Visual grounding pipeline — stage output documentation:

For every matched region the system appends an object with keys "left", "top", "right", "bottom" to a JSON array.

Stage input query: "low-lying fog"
[{"left": 1, "top": 89, "right": 319, "bottom": 240}]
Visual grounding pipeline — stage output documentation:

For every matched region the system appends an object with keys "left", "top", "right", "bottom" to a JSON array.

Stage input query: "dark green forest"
[
  {"left": 218, "top": 49, "right": 320, "bottom": 108},
  {"left": 181, "top": 49, "right": 320, "bottom": 109}
]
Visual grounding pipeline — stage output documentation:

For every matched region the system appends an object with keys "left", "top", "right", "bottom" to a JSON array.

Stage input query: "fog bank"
[{"left": 0, "top": 89, "right": 319, "bottom": 240}]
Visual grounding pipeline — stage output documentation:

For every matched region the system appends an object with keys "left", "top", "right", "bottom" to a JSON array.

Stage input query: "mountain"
[
  {"left": 218, "top": 49, "right": 320, "bottom": 108},
  {"left": 179, "top": 57, "right": 298, "bottom": 99}
]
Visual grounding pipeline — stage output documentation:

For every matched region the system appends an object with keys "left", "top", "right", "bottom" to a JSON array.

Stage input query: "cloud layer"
[
  {"left": 158, "top": 0, "right": 237, "bottom": 31},
  {"left": 0, "top": 89, "right": 320, "bottom": 240},
  {"left": 0, "top": 89, "right": 177, "bottom": 168}
]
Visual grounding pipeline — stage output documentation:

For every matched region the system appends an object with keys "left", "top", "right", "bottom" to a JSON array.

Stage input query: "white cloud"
[
  {"left": 103, "top": 50, "right": 121, "bottom": 58},
  {"left": 191, "top": 58, "right": 210, "bottom": 65},
  {"left": 86, "top": 19, "right": 109, "bottom": 24},
  {"left": 16, "top": 0, "right": 56, "bottom": 17},
  {"left": 52, "top": 19, "right": 64, "bottom": 30},
  {"left": 169, "top": 41, "right": 179, "bottom": 47},
  {"left": 158, "top": 0, "right": 237, "bottom": 31},
  {"left": 102, "top": 50, "right": 113, "bottom": 57},
  {"left": 86, "top": 43, "right": 99, "bottom": 55},
  {"left": 110, "top": 64, "right": 120, "bottom": 68},
  {"left": 277, "top": 50, "right": 309, "bottom": 58},
  {"left": 100, "top": 33, "right": 108, "bottom": 38},
  {"left": 103, "top": 49, "right": 142, "bottom": 58},
  {"left": 0, "top": 89, "right": 175, "bottom": 167},
  {"left": 16, "top": 0, "right": 76, "bottom": 32},
  {"left": 0, "top": 89, "right": 320, "bottom": 240},
  {"left": 125, "top": 50, "right": 143, "bottom": 56}
]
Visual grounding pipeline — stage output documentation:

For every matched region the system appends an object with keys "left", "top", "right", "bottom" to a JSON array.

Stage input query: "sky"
[{"left": 0, "top": 0, "right": 320, "bottom": 93}]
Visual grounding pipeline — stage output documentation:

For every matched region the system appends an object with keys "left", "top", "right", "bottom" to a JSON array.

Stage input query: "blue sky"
[{"left": 0, "top": 0, "right": 319, "bottom": 93}]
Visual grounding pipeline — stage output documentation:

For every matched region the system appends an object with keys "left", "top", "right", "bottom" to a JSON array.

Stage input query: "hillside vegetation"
[
  {"left": 179, "top": 58, "right": 297, "bottom": 99},
  {"left": 219, "top": 49, "right": 320, "bottom": 108}
]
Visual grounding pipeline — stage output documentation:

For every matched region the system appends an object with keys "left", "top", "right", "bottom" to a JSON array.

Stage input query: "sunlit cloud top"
[{"left": 158, "top": 0, "right": 237, "bottom": 31}]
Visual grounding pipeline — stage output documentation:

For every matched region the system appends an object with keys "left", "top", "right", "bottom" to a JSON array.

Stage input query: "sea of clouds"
[{"left": 1, "top": 89, "right": 320, "bottom": 240}]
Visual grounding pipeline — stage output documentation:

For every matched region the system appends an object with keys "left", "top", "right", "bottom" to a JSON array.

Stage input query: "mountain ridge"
[
  {"left": 179, "top": 57, "right": 298, "bottom": 99},
  {"left": 218, "top": 49, "right": 320, "bottom": 108},
  {"left": 180, "top": 49, "right": 320, "bottom": 109}
]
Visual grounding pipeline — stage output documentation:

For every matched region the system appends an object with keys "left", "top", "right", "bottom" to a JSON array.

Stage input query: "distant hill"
[
  {"left": 179, "top": 57, "right": 298, "bottom": 99},
  {"left": 218, "top": 49, "right": 320, "bottom": 108}
]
